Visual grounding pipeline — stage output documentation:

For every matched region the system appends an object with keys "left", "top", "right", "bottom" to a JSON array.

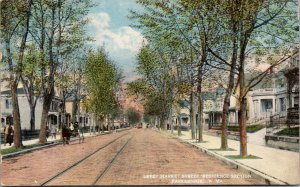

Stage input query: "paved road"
[{"left": 1, "top": 129, "right": 264, "bottom": 185}]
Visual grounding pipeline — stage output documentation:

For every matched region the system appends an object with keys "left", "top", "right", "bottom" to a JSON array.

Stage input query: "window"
[
  {"left": 294, "top": 97, "right": 299, "bottom": 107},
  {"left": 5, "top": 99, "right": 12, "bottom": 109},
  {"left": 49, "top": 115, "right": 57, "bottom": 125},
  {"left": 261, "top": 99, "right": 273, "bottom": 112},
  {"left": 279, "top": 98, "right": 286, "bottom": 112}
]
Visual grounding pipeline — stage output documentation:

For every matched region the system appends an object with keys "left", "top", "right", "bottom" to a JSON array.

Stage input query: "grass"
[
  {"left": 0, "top": 143, "right": 53, "bottom": 155},
  {"left": 227, "top": 124, "right": 264, "bottom": 133},
  {"left": 225, "top": 154, "right": 261, "bottom": 159},
  {"left": 209, "top": 148, "right": 236, "bottom": 151},
  {"left": 275, "top": 127, "right": 299, "bottom": 137}
]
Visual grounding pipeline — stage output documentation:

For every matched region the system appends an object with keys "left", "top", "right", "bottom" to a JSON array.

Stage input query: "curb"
[
  {"left": 1, "top": 128, "right": 132, "bottom": 160},
  {"left": 156, "top": 130, "right": 288, "bottom": 185},
  {"left": 1, "top": 142, "right": 60, "bottom": 160}
]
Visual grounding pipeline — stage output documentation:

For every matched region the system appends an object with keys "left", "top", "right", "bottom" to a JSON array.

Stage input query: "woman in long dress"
[{"left": 5, "top": 124, "right": 13, "bottom": 146}]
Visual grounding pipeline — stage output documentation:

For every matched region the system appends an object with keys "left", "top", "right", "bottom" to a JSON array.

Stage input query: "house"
[
  {"left": 65, "top": 95, "right": 91, "bottom": 128},
  {"left": 170, "top": 99, "right": 191, "bottom": 130},
  {"left": 203, "top": 87, "right": 238, "bottom": 129},
  {"left": 1, "top": 87, "right": 62, "bottom": 131},
  {"left": 248, "top": 51, "right": 299, "bottom": 122}
]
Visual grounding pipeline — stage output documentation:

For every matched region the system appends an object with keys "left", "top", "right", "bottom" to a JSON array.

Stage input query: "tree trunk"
[
  {"left": 238, "top": 35, "right": 248, "bottom": 157},
  {"left": 30, "top": 103, "right": 35, "bottom": 131},
  {"left": 11, "top": 82, "right": 23, "bottom": 147},
  {"left": 197, "top": 59, "right": 204, "bottom": 142},
  {"left": 177, "top": 116, "right": 181, "bottom": 136},
  {"left": 221, "top": 15, "right": 238, "bottom": 150},
  {"left": 39, "top": 93, "right": 52, "bottom": 144},
  {"left": 160, "top": 116, "right": 164, "bottom": 130},
  {"left": 197, "top": 92, "right": 203, "bottom": 142},
  {"left": 221, "top": 98, "right": 229, "bottom": 149},
  {"left": 108, "top": 115, "right": 111, "bottom": 132},
  {"left": 100, "top": 118, "right": 104, "bottom": 133},
  {"left": 190, "top": 92, "right": 195, "bottom": 139},
  {"left": 72, "top": 98, "right": 78, "bottom": 123},
  {"left": 238, "top": 98, "right": 247, "bottom": 157},
  {"left": 39, "top": 3, "right": 56, "bottom": 144}
]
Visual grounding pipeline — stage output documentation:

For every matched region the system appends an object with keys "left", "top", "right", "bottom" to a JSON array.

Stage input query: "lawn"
[
  {"left": 0, "top": 143, "right": 53, "bottom": 155},
  {"left": 227, "top": 124, "right": 264, "bottom": 133},
  {"left": 275, "top": 127, "right": 299, "bottom": 137},
  {"left": 225, "top": 154, "right": 261, "bottom": 159}
]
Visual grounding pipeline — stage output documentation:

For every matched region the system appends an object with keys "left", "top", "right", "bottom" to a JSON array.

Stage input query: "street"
[{"left": 1, "top": 129, "right": 264, "bottom": 185}]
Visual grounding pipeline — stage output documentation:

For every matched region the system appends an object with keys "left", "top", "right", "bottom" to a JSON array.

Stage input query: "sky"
[{"left": 87, "top": 0, "right": 144, "bottom": 82}]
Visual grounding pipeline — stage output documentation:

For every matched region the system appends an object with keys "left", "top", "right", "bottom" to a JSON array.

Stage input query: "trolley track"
[
  {"left": 93, "top": 136, "right": 133, "bottom": 185},
  {"left": 41, "top": 132, "right": 131, "bottom": 186}
]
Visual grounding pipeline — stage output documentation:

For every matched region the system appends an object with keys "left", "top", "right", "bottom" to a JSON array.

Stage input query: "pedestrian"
[
  {"left": 62, "top": 124, "right": 70, "bottom": 145},
  {"left": 76, "top": 122, "right": 84, "bottom": 144},
  {"left": 3, "top": 123, "right": 7, "bottom": 146},
  {"left": 5, "top": 124, "right": 14, "bottom": 146},
  {"left": 51, "top": 125, "right": 57, "bottom": 139}
]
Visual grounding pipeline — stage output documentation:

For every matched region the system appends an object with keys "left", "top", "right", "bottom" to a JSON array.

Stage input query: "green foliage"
[
  {"left": 125, "top": 107, "right": 141, "bottom": 125},
  {"left": 127, "top": 46, "right": 175, "bottom": 121},
  {"left": 143, "top": 114, "right": 152, "bottom": 124},
  {"left": 84, "top": 48, "right": 120, "bottom": 118}
]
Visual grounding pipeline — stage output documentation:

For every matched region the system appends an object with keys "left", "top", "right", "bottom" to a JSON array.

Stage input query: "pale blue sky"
[{"left": 87, "top": 0, "right": 143, "bottom": 81}]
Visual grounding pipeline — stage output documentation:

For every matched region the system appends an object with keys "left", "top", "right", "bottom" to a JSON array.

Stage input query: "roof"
[
  {"left": 1, "top": 88, "right": 26, "bottom": 95},
  {"left": 65, "top": 93, "right": 86, "bottom": 102},
  {"left": 178, "top": 100, "right": 190, "bottom": 108}
]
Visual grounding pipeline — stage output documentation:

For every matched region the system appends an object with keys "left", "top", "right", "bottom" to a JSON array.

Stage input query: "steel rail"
[
  {"left": 40, "top": 132, "right": 130, "bottom": 186},
  {"left": 93, "top": 135, "right": 133, "bottom": 185}
]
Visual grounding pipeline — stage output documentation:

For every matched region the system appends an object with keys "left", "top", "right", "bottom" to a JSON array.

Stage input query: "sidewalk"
[
  {"left": 166, "top": 130, "right": 299, "bottom": 185},
  {"left": 0, "top": 130, "right": 114, "bottom": 150}
]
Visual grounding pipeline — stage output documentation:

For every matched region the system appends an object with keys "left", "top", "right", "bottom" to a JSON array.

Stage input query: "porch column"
[
  {"left": 258, "top": 99, "right": 261, "bottom": 118},
  {"left": 272, "top": 98, "right": 276, "bottom": 114},
  {"left": 56, "top": 115, "right": 59, "bottom": 126},
  {"left": 235, "top": 110, "right": 238, "bottom": 126},
  {"left": 212, "top": 112, "right": 215, "bottom": 127}
]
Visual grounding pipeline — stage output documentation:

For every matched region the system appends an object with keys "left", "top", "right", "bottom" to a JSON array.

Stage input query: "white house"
[
  {"left": 248, "top": 52, "right": 299, "bottom": 122},
  {"left": 1, "top": 88, "right": 62, "bottom": 131}
]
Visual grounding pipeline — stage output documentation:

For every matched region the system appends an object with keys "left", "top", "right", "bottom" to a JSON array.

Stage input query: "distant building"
[
  {"left": 203, "top": 87, "right": 238, "bottom": 129},
  {"left": 65, "top": 95, "right": 90, "bottom": 127}
]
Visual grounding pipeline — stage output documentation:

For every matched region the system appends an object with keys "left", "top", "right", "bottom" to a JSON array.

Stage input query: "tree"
[
  {"left": 21, "top": 44, "right": 44, "bottom": 131},
  {"left": 1, "top": 0, "right": 34, "bottom": 147},
  {"left": 84, "top": 48, "right": 120, "bottom": 132},
  {"left": 125, "top": 108, "right": 141, "bottom": 126},
  {"left": 132, "top": 0, "right": 297, "bottom": 156},
  {"left": 205, "top": 0, "right": 297, "bottom": 155},
  {"left": 131, "top": 0, "right": 224, "bottom": 141},
  {"left": 29, "top": 0, "right": 92, "bottom": 144}
]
